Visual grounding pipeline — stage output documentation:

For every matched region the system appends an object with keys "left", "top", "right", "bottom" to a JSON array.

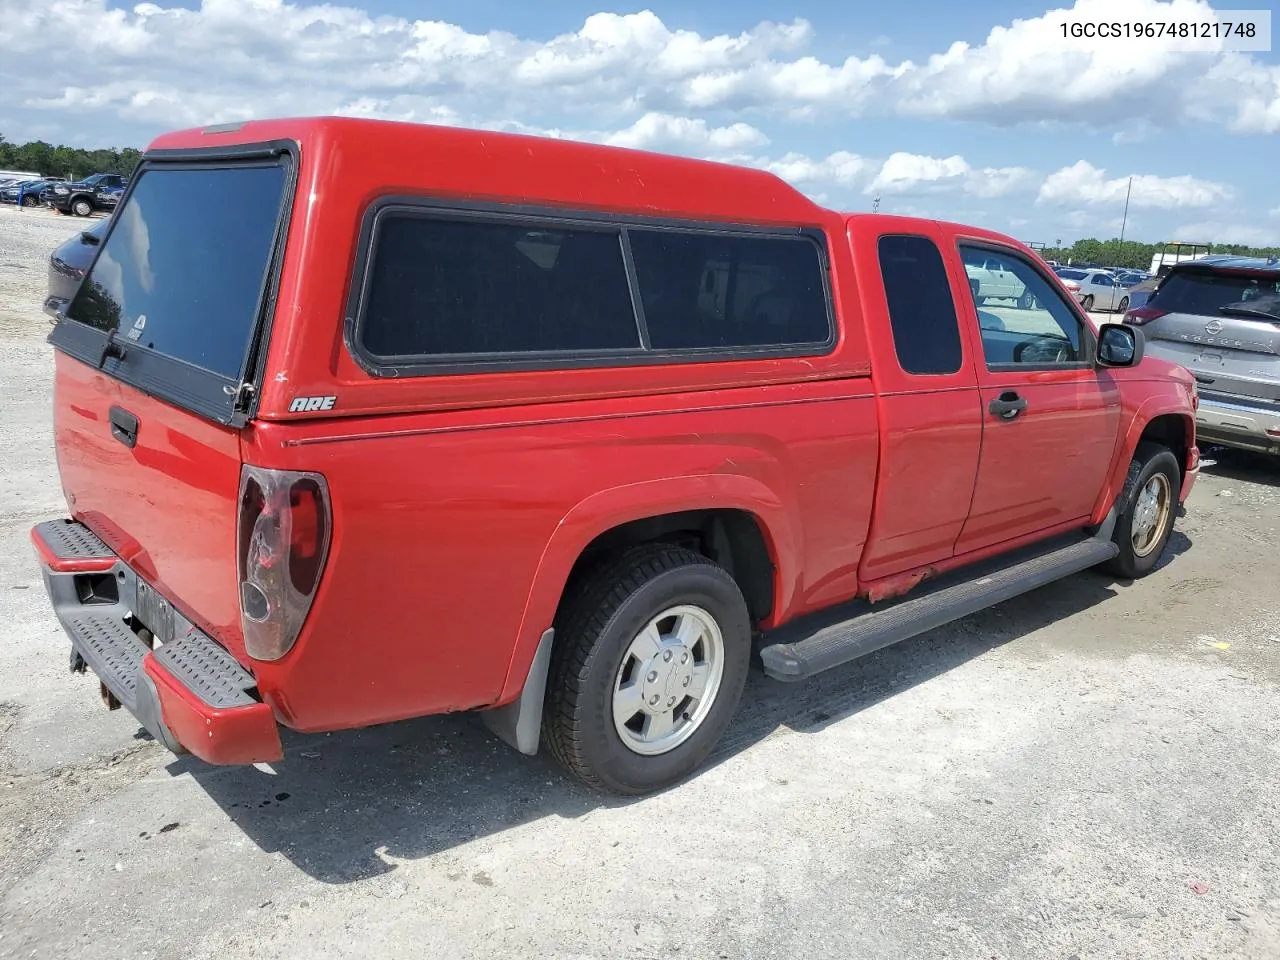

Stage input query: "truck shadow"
[{"left": 174, "top": 541, "right": 1189, "bottom": 884}]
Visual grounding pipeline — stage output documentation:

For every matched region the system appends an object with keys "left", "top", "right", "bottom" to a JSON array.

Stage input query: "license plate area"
[{"left": 134, "top": 578, "right": 176, "bottom": 644}]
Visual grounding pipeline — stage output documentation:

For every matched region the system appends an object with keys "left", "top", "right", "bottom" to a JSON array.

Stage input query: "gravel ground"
[{"left": 1, "top": 201, "right": 1278, "bottom": 960}]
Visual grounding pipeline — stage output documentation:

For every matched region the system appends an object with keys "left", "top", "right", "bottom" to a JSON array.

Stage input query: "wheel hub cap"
[
  {"left": 612, "top": 605, "right": 725, "bottom": 757},
  {"left": 639, "top": 645, "right": 695, "bottom": 712}
]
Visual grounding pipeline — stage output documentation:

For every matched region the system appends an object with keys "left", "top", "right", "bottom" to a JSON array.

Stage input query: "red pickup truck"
[{"left": 32, "top": 118, "right": 1198, "bottom": 795}]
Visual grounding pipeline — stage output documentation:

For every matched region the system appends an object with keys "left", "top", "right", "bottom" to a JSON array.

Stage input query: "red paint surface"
[
  {"left": 143, "top": 655, "right": 283, "bottom": 764},
  {"left": 47, "top": 117, "right": 1197, "bottom": 747}
]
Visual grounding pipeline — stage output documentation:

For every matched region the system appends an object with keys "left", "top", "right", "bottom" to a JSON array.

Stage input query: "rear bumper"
[
  {"left": 31, "top": 519, "right": 283, "bottom": 765},
  {"left": 1196, "top": 395, "right": 1280, "bottom": 456}
]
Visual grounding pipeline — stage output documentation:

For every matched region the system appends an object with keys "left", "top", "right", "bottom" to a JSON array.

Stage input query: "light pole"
[{"left": 1118, "top": 176, "right": 1132, "bottom": 266}]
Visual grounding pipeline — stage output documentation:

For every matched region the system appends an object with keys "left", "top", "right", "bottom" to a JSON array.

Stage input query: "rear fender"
[{"left": 497, "top": 474, "right": 801, "bottom": 706}]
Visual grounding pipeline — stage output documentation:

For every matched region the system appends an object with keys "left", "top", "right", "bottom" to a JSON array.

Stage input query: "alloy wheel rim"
[
  {"left": 1131, "top": 473, "right": 1172, "bottom": 558},
  {"left": 611, "top": 605, "right": 725, "bottom": 756}
]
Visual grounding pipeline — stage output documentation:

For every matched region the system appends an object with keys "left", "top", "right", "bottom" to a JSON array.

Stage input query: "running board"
[{"left": 759, "top": 532, "right": 1119, "bottom": 682}]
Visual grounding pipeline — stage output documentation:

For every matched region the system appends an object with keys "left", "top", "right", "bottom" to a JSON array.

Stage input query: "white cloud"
[
  {"left": 1037, "top": 161, "right": 1232, "bottom": 208},
  {"left": 891, "top": 0, "right": 1280, "bottom": 132},
  {"left": 1172, "top": 222, "right": 1280, "bottom": 246},
  {"left": 603, "top": 112, "right": 768, "bottom": 152},
  {"left": 1, "top": 0, "right": 1277, "bottom": 144},
  {"left": 867, "top": 152, "right": 1035, "bottom": 198},
  {"left": 758, "top": 151, "right": 870, "bottom": 187}
]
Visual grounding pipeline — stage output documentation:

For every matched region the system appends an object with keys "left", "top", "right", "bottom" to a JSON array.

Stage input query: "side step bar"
[{"left": 760, "top": 528, "right": 1119, "bottom": 682}]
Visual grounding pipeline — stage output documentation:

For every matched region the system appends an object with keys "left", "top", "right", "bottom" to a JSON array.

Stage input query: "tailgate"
[{"left": 46, "top": 150, "right": 294, "bottom": 658}]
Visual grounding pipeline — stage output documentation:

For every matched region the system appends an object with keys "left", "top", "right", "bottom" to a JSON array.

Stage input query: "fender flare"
[
  {"left": 1091, "top": 396, "right": 1194, "bottom": 523},
  {"left": 488, "top": 474, "right": 802, "bottom": 728}
]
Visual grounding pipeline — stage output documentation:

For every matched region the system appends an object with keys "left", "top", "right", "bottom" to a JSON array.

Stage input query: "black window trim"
[
  {"left": 876, "top": 232, "right": 965, "bottom": 377},
  {"left": 958, "top": 239, "right": 1097, "bottom": 373},
  {"left": 46, "top": 139, "right": 299, "bottom": 426},
  {"left": 344, "top": 195, "right": 837, "bottom": 379}
]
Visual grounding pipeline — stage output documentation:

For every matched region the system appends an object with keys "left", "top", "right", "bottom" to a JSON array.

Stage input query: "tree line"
[
  {"left": 1036, "top": 237, "right": 1279, "bottom": 269},
  {"left": 0, "top": 135, "right": 142, "bottom": 181}
]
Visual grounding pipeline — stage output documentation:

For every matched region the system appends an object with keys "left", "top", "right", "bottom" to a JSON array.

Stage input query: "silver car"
[
  {"left": 1129, "top": 256, "right": 1280, "bottom": 455},
  {"left": 1056, "top": 268, "right": 1131, "bottom": 312}
]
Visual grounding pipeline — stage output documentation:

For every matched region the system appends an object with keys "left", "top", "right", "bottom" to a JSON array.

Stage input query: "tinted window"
[
  {"left": 1149, "top": 269, "right": 1280, "bottom": 318},
  {"left": 960, "top": 245, "right": 1085, "bottom": 366},
  {"left": 1057, "top": 269, "right": 1086, "bottom": 281},
  {"left": 67, "top": 164, "right": 285, "bottom": 379},
  {"left": 627, "top": 230, "right": 829, "bottom": 350},
  {"left": 360, "top": 215, "right": 640, "bottom": 358},
  {"left": 877, "top": 235, "right": 963, "bottom": 375}
]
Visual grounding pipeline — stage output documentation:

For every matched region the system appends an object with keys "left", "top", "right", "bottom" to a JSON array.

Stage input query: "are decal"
[{"left": 289, "top": 395, "right": 337, "bottom": 413}]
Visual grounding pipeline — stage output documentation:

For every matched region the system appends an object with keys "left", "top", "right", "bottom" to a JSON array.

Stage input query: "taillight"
[
  {"left": 1124, "top": 306, "right": 1167, "bottom": 325},
  {"left": 237, "top": 465, "right": 332, "bottom": 661}
]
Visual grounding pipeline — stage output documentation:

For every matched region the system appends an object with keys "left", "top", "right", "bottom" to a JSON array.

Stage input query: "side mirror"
[{"left": 1097, "top": 322, "right": 1144, "bottom": 367}]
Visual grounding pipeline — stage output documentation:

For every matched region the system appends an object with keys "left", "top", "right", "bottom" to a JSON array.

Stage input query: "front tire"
[
  {"left": 1101, "top": 442, "right": 1181, "bottom": 579},
  {"left": 71, "top": 198, "right": 93, "bottom": 217},
  {"left": 543, "top": 544, "right": 752, "bottom": 795}
]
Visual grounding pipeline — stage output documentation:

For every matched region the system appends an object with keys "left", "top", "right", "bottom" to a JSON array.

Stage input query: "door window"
[{"left": 959, "top": 245, "right": 1087, "bottom": 367}]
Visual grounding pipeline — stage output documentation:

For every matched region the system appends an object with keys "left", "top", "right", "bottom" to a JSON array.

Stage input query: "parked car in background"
[
  {"left": 46, "top": 173, "right": 128, "bottom": 217},
  {"left": 43, "top": 215, "right": 112, "bottom": 319},
  {"left": 1, "top": 179, "right": 56, "bottom": 206},
  {"left": 0, "top": 169, "right": 42, "bottom": 188},
  {"left": 965, "top": 255, "right": 1035, "bottom": 307},
  {"left": 1056, "top": 268, "right": 1131, "bottom": 312},
  {"left": 1124, "top": 278, "right": 1159, "bottom": 313},
  {"left": 31, "top": 116, "right": 1198, "bottom": 796},
  {"left": 1128, "top": 256, "right": 1280, "bottom": 455}
]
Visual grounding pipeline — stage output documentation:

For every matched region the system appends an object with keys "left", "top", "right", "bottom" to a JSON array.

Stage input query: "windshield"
[
  {"left": 1149, "top": 269, "right": 1280, "bottom": 319},
  {"left": 66, "top": 164, "right": 286, "bottom": 380}
]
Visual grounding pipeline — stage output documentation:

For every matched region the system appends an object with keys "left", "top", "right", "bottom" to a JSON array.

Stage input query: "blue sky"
[{"left": 2, "top": 0, "right": 1277, "bottom": 245}]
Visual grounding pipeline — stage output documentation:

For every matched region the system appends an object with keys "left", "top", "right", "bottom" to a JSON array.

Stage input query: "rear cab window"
[
  {"left": 349, "top": 203, "right": 834, "bottom": 375},
  {"left": 875, "top": 234, "right": 963, "bottom": 376},
  {"left": 50, "top": 147, "right": 294, "bottom": 424}
]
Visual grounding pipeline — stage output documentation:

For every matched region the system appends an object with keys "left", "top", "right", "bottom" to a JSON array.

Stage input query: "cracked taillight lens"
[{"left": 237, "top": 465, "right": 331, "bottom": 661}]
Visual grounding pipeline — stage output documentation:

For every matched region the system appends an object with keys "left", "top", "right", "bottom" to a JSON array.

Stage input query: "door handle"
[
  {"left": 109, "top": 405, "right": 139, "bottom": 448},
  {"left": 988, "top": 391, "right": 1027, "bottom": 420}
]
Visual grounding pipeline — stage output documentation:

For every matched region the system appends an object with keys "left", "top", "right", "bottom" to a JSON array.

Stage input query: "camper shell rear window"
[{"left": 49, "top": 143, "right": 295, "bottom": 424}]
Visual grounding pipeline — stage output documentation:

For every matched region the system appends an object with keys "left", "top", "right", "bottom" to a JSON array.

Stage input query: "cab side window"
[
  {"left": 959, "top": 245, "right": 1086, "bottom": 367},
  {"left": 877, "top": 234, "right": 963, "bottom": 375}
]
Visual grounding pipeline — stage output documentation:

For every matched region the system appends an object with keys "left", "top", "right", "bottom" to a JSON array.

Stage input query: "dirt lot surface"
[{"left": 1, "top": 202, "right": 1278, "bottom": 960}]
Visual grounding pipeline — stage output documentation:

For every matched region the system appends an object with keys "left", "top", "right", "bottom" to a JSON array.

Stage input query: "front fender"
[
  {"left": 495, "top": 473, "right": 802, "bottom": 704},
  {"left": 1091, "top": 391, "right": 1195, "bottom": 524}
]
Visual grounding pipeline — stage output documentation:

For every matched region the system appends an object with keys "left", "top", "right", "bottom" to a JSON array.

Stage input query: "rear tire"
[
  {"left": 542, "top": 544, "right": 752, "bottom": 795},
  {"left": 1081, "top": 294, "right": 1095, "bottom": 311},
  {"left": 1101, "top": 442, "right": 1181, "bottom": 579},
  {"left": 1017, "top": 291, "right": 1035, "bottom": 309},
  {"left": 1117, "top": 296, "right": 1129, "bottom": 313}
]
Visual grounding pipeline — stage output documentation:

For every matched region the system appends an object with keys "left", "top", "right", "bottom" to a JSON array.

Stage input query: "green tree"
[{"left": 0, "top": 136, "right": 143, "bottom": 179}]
